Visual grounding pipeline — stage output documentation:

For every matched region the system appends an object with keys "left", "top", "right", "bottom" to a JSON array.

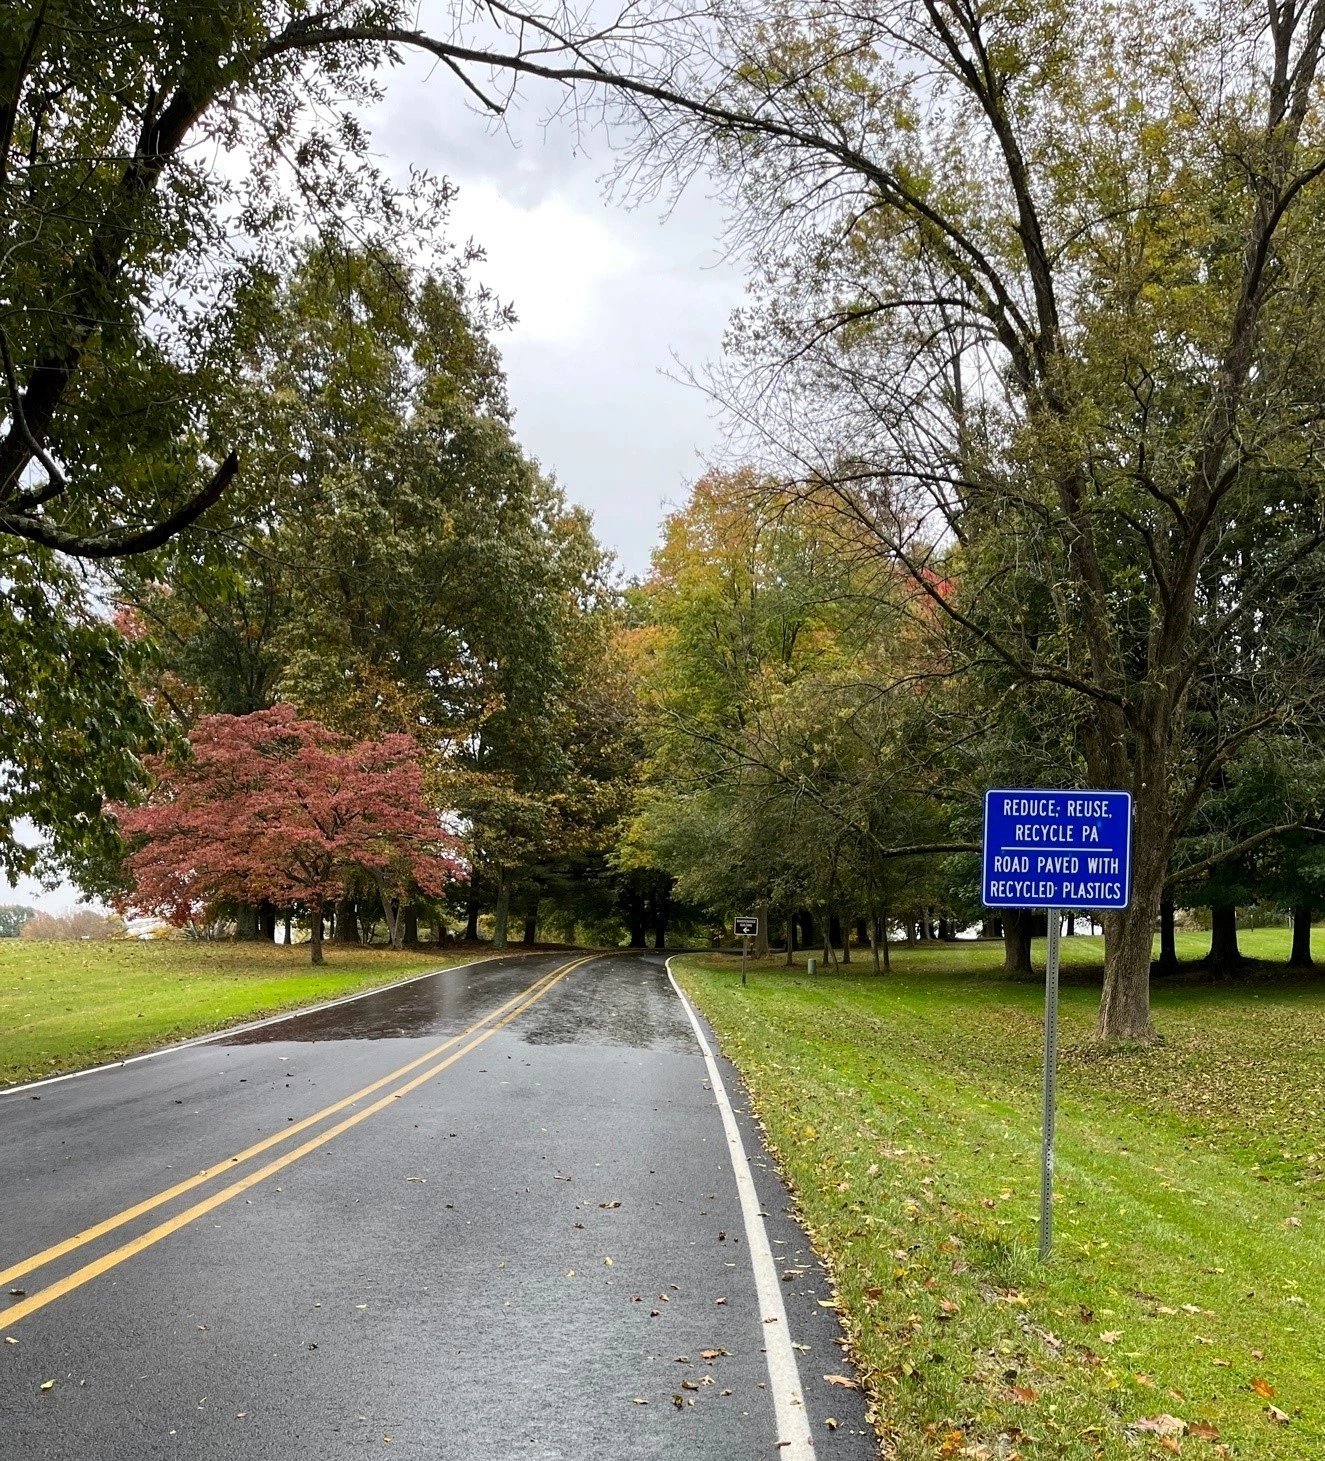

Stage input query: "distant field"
[
  {"left": 0, "top": 940, "right": 464, "bottom": 1088},
  {"left": 675, "top": 930, "right": 1325, "bottom": 1459},
  {"left": 817, "top": 923, "right": 1317, "bottom": 976}
]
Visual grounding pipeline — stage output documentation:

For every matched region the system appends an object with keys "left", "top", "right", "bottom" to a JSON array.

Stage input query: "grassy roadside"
[
  {"left": 674, "top": 932, "right": 1325, "bottom": 1460},
  {"left": 0, "top": 940, "right": 470, "bottom": 1088}
]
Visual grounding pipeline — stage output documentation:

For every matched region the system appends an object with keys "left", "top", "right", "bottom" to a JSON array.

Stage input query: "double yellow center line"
[{"left": 2, "top": 954, "right": 593, "bottom": 1329}]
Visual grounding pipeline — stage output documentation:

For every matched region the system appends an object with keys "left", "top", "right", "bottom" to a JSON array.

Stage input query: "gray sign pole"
[
  {"left": 1040, "top": 909, "right": 1062, "bottom": 1260},
  {"left": 741, "top": 936, "right": 749, "bottom": 986}
]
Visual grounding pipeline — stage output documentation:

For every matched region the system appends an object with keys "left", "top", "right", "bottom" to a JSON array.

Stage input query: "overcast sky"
[
  {"left": 370, "top": 42, "right": 748, "bottom": 581},
  {"left": 6, "top": 35, "right": 746, "bottom": 914}
]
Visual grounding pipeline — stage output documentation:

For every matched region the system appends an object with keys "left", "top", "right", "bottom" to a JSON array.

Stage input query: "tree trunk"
[
  {"left": 1290, "top": 902, "right": 1314, "bottom": 968},
  {"left": 839, "top": 911, "right": 850, "bottom": 964},
  {"left": 235, "top": 902, "right": 259, "bottom": 940},
  {"left": 309, "top": 903, "right": 325, "bottom": 965},
  {"left": 493, "top": 867, "right": 510, "bottom": 951},
  {"left": 282, "top": 910, "right": 292, "bottom": 946},
  {"left": 523, "top": 902, "right": 539, "bottom": 945},
  {"left": 785, "top": 902, "right": 795, "bottom": 967},
  {"left": 1205, "top": 902, "right": 1243, "bottom": 973},
  {"left": 258, "top": 900, "right": 277, "bottom": 941},
  {"left": 1064, "top": 913, "right": 1075, "bottom": 936},
  {"left": 881, "top": 911, "right": 891, "bottom": 971},
  {"left": 378, "top": 886, "right": 403, "bottom": 950},
  {"left": 465, "top": 895, "right": 480, "bottom": 942},
  {"left": 1003, "top": 909, "right": 1033, "bottom": 974},
  {"left": 334, "top": 895, "right": 357, "bottom": 945},
  {"left": 402, "top": 905, "right": 419, "bottom": 948},
  {"left": 755, "top": 898, "right": 770, "bottom": 958},
  {"left": 868, "top": 914, "right": 880, "bottom": 974},
  {"left": 436, "top": 917, "right": 447, "bottom": 946},
  {"left": 1156, "top": 896, "right": 1178, "bottom": 976},
  {"left": 800, "top": 910, "right": 816, "bottom": 949}
]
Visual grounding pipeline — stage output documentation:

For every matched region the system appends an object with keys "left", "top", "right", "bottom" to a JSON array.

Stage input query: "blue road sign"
[{"left": 982, "top": 789, "right": 1132, "bottom": 910}]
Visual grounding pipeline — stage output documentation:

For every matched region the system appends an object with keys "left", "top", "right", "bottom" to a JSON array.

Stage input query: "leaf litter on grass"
[{"left": 674, "top": 954, "right": 1325, "bottom": 1459}]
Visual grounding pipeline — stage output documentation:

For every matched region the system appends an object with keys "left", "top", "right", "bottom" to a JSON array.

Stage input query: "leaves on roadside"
[{"left": 824, "top": 1374, "right": 858, "bottom": 1389}]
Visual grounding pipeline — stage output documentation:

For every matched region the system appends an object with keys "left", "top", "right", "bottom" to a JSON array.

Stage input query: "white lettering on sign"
[
  {"left": 1014, "top": 823, "right": 1076, "bottom": 843},
  {"left": 1002, "top": 797, "right": 1060, "bottom": 817},
  {"left": 1066, "top": 798, "right": 1112, "bottom": 818}
]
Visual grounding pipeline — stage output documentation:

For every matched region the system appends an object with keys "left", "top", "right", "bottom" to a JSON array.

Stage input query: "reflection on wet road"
[
  {"left": 218, "top": 951, "right": 697, "bottom": 1052},
  {"left": 221, "top": 952, "right": 563, "bottom": 1042}
]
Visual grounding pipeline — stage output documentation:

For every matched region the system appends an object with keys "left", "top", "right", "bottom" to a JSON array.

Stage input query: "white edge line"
[
  {"left": 0, "top": 950, "right": 547, "bottom": 1098},
  {"left": 666, "top": 956, "right": 815, "bottom": 1459}
]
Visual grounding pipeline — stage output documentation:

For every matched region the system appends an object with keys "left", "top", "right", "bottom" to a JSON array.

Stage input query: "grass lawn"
[
  {"left": 0, "top": 940, "right": 467, "bottom": 1088},
  {"left": 674, "top": 925, "right": 1325, "bottom": 1460}
]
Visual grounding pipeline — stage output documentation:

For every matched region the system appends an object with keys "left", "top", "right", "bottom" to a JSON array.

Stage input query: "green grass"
[
  {"left": 0, "top": 940, "right": 467, "bottom": 1088},
  {"left": 675, "top": 928, "right": 1325, "bottom": 1460}
]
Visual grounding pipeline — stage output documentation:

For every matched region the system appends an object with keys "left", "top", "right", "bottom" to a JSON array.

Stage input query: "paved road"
[{"left": 1, "top": 952, "right": 875, "bottom": 1459}]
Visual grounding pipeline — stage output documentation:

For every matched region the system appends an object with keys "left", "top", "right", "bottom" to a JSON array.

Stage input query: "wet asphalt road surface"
[{"left": 1, "top": 952, "right": 875, "bottom": 1459}]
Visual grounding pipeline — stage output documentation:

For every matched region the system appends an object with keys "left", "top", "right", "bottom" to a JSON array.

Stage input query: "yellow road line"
[
  {"left": 2, "top": 955, "right": 594, "bottom": 1329},
  {"left": 0, "top": 956, "right": 588, "bottom": 1293}
]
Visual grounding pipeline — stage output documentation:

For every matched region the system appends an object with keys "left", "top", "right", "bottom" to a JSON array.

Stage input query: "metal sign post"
[
  {"left": 982, "top": 789, "right": 1132, "bottom": 1260},
  {"left": 734, "top": 916, "right": 758, "bottom": 986},
  {"left": 1040, "top": 909, "right": 1061, "bottom": 1260}
]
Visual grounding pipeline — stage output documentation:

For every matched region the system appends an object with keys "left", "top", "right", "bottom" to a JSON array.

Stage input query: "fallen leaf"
[
  {"left": 1099, "top": 1331, "right": 1122, "bottom": 1344},
  {"left": 8, "top": 1289, "right": 24, "bottom": 1298},
  {"left": 1251, "top": 1349, "right": 1264, "bottom": 1360},
  {"left": 1285, "top": 1216, "right": 1301, "bottom": 1228},
  {"left": 681, "top": 1380, "right": 699, "bottom": 1391},
  {"left": 632, "top": 1398, "right": 647, "bottom": 1406},
  {"left": 40, "top": 1380, "right": 54, "bottom": 1392},
  {"left": 1135, "top": 1374, "right": 1156, "bottom": 1388},
  {"left": 1266, "top": 1405, "right": 1290, "bottom": 1425},
  {"left": 1008, "top": 1386, "right": 1038, "bottom": 1404},
  {"left": 1251, "top": 1378, "right": 1276, "bottom": 1398},
  {"left": 4, "top": 1337, "right": 16, "bottom": 1345},
  {"left": 715, "top": 1297, "right": 727, "bottom": 1305},
  {"left": 825, "top": 1417, "right": 839, "bottom": 1431},
  {"left": 1189, "top": 1420, "right": 1220, "bottom": 1440},
  {"left": 600, "top": 1201, "right": 621, "bottom": 1209},
  {"left": 699, "top": 1349, "right": 727, "bottom": 1360},
  {"left": 1133, "top": 1415, "right": 1187, "bottom": 1437},
  {"left": 824, "top": 1374, "right": 858, "bottom": 1389}
]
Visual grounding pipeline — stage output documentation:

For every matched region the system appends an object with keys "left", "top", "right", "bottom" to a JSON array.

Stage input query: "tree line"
[{"left": 7, "top": 1, "right": 1325, "bottom": 1031}]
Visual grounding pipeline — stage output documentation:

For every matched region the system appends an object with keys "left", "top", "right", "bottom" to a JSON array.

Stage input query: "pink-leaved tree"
[{"left": 116, "top": 706, "right": 461, "bottom": 963}]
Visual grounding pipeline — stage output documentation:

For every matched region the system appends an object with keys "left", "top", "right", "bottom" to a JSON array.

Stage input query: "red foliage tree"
[{"left": 116, "top": 706, "right": 461, "bottom": 963}]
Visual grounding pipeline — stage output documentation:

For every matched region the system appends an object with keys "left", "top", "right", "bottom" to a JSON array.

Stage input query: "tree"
[
  {"left": 115, "top": 706, "right": 461, "bottom": 962},
  {"left": 0, "top": 905, "right": 34, "bottom": 938},
  {"left": 578, "top": 0, "right": 1325, "bottom": 1040}
]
